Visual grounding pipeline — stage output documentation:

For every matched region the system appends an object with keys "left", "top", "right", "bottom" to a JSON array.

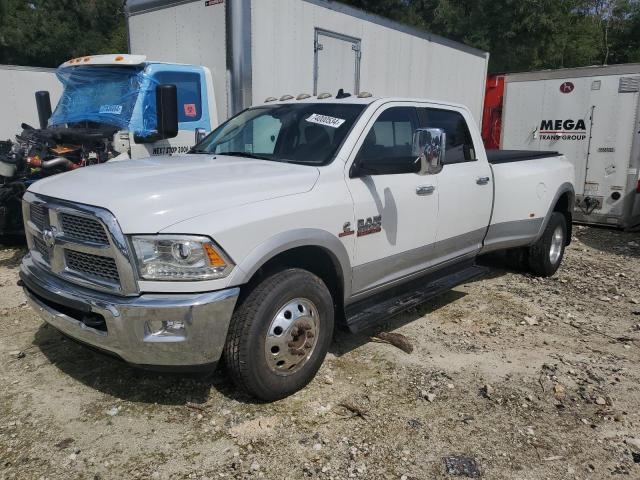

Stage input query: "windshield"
[
  {"left": 193, "top": 103, "right": 366, "bottom": 165},
  {"left": 49, "top": 66, "right": 145, "bottom": 129}
]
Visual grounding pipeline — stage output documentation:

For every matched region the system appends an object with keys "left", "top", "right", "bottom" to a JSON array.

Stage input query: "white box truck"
[
  {"left": 0, "top": 65, "right": 62, "bottom": 140},
  {"left": 126, "top": 0, "right": 489, "bottom": 124},
  {"left": 499, "top": 64, "right": 640, "bottom": 229}
]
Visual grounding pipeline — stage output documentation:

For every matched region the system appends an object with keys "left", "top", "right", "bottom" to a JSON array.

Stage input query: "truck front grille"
[
  {"left": 65, "top": 250, "right": 120, "bottom": 283},
  {"left": 60, "top": 213, "right": 109, "bottom": 245},
  {"left": 30, "top": 203, "right": 48, "bottom": 230},
  {"left": 33, "top": 236, "right": 50, "bottom": 263},
  {"left": 22, "top": 192, "right": 138, "bottom": 296}
]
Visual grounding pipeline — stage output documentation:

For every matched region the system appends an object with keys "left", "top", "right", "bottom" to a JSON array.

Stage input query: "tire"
[
  {"left": 223, "top": 268, "right": 334, "bottom": 401},
  {"left": 504, "top": 247, "right": 529, "bottom": 271},
  {"left": 528, "top": 212, "right": 567, "bottom": 277}
]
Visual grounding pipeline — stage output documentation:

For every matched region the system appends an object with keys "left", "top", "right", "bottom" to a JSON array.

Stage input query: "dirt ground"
[{"left": 1, "top": 225, "right": 640, "bottom": 480}]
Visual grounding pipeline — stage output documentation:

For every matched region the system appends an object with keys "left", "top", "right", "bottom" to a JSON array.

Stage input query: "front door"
[
  {"left": 130, "top": 65, "right": 212, "bottom": 159},
  {"left": 346, "top": 104, "right": 439, "bottom": 295},
  {"left": 314, "top": 29, "right": 361, "bottom": 96},
  {"left": 422, "top": 106, "right": 493, "bottom": 261}
]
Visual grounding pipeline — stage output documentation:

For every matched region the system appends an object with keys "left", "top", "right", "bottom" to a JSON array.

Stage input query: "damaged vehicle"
[{"left": 0, "top": 54, "right": 217, "bottom": 236}]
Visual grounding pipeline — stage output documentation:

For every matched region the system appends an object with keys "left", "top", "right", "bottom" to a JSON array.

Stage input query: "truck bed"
[
  {"left": 487, "top": 149, "right": 562, "bottom": 164},
  {"left": 487, "top": 151, "right": 573, "bottom": 231}
]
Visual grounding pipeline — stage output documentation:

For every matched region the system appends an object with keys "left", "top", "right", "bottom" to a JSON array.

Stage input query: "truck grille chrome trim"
[{"left": 22, "top": 191, "right": 138, "bottom": 296}]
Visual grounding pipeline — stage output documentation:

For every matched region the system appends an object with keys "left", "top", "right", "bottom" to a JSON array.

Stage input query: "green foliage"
[
  {"left": 0, "top": 0, "right": 638, "bottom": 72},
  {"left": 342, "top": 0, "right": 640, "bottom": 72},
  {"left": 0, "top": 0, "right": 128, "bottom": 67}
]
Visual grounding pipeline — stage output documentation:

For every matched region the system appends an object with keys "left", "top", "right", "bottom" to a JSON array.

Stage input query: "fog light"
[{"left": 146, "top": 319, "right": 186, "bottom": 337}]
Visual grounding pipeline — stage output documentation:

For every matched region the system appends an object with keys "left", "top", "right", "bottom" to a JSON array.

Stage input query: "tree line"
[
  {"left": 343, "top": 0, "right": 640, "bottom": 72},
  {"left": 0, "top": 0, "right": 638, "bottom": 73}
]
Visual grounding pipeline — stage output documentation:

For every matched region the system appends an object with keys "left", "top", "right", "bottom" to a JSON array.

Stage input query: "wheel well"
[
  {"left": 245, "top": 246, "right": 345, "bottom": 320},
  {"left": 553, "top": 191, "right": 573, "bottom": 245}
]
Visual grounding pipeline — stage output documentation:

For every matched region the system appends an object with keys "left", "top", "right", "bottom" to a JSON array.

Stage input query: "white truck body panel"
[
  {"left": 0, "top": 65, "right": 62, "bottom": 140},
  {"left": 500, "top": 64, "right": 640, "bottom": 228},
  {"left": 250, "top": 0, "right": 488, "bottom": 125},
  {"left": 126, "top": 0, "right": 489, "bottom": 125}
]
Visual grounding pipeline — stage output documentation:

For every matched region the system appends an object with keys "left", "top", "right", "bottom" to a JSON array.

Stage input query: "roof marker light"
[
  {"left": 357, "top": 91, "right": 373, "bottom": 98},
  {"left": 115, "top": 55, "right": 124, "bottom": 61},
  {"left": 296, "top": 93, "right": 311, "bottom": 100},
  {"left": 317, "top": 93, "right": 332, "bottom": 99},
  {"left": 279, "top": 94, "right": 294, "bottom": 101},
  {"left": 264, "top": 96, "right": 277, "bottom": 102},
  {"left": 83, "top": 57, "right": 91, "bottom": 62}
]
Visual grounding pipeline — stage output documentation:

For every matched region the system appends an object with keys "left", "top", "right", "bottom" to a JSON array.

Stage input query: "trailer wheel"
[
  {"left": 528, "top": 212, "right": 567, "bottom": 277},
  {"left": 223, "top": 268, "right": 334, "bottom": 401}
]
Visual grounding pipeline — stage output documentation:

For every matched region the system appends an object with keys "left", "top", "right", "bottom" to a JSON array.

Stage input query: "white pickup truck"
[{"left": 19, "top": 95, "right": 575, "bottom": 400}]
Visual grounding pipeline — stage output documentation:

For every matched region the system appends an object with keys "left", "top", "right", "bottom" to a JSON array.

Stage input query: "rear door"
[
  {"left": 582, "top": 75, "right": 640, "bottom": 219},
  {"left": 314, "top": 29, "right": 361, "bottom": 96},
  {"left": 422, "top": 106, "right": 493, "bottom": 262}
]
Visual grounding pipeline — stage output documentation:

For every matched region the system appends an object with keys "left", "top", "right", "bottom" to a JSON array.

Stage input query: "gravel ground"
[{"left": 1, "top": 225, "right": 640, "bottom": 480}]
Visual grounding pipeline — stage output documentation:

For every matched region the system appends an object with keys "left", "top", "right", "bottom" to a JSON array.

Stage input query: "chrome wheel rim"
[
  {"left": 549, "top": 225, "right": 564, "bottom": 265},
  {"left": 264, "top": 298, "right": 319, "bottom": 375}
]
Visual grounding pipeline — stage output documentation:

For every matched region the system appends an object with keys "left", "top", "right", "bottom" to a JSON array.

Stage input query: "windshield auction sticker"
[
  {"left": 306, "top": 114, "right": 346, "bottom": 128},
  {"left": 99, "top": 104, "right": 123, "bottom": 115}
]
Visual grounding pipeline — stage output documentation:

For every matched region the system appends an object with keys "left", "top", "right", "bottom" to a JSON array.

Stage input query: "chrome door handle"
[
  {"left": 476, "top": 176, "right": 491, "bottom": 185},
  {"left": 416, "top": 185, "right": 436, "bottom": 196}
]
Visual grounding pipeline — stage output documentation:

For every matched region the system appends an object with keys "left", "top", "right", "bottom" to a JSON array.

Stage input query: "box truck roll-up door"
[
  {"left": 314, "top": 29, "right": 361, "bottom": 95},
  {"left": 580, "top": 76, "right": 640, "bottom": 218}
]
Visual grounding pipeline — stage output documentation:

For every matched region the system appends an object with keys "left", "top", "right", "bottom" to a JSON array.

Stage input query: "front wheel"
[
  {"left": 528, "top": 212, "right": 567, "bottom": 277},
  {"left": 223, "top": 268, "right": 334, "bottom": 401}
]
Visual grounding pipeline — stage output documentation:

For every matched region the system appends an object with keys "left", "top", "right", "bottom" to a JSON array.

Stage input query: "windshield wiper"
[{"left": 217, "top": 151, "right": 279, "bottom": 161}]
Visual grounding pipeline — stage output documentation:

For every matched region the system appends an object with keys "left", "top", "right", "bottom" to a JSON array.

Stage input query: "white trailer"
[
  {"left": 126, "top": 0, "right": 489, "bottom": 125},
  {"left": 0, "top": 65, "right": 62, "bottom": 140},
  {"left": 500, "top": 64, "right": 640, "bottom": 229}
]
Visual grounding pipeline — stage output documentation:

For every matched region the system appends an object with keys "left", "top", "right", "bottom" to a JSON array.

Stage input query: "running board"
[{"left": 345, "top": 264, "right": 488, "bottom": 334}]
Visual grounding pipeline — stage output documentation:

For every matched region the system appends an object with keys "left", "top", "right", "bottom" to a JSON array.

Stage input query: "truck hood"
[{"left": 28, "top": 154, "right": 320, "bottom": 232}]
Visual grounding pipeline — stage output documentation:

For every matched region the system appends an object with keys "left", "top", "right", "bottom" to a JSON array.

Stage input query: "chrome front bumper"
[{"left": 20, "top": 254, "right": 240, "bottom": 368}]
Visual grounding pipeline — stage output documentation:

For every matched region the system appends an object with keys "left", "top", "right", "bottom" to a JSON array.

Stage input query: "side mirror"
[
  {"left": 156, "top": 84, "right": 179, "bottom": 140},
  {"left": 412, "top": 128, "right": 446, "bottom": 175},
  {"left": 35, "top": 91, "right": 52, "bottom": 129},
  {"left": 195, "top": 128, "right": 207, "bottom": 145}
]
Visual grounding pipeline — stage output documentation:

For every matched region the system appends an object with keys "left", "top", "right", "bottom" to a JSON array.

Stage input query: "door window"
[
  {"left": 145, "top": 71, "right": 203, "bottom": 127},
  {"left": 420, "top": 108, "right": 476, "bottom": 164},
  {"left": 355, "top": 107, "right": 419, "bottom": 173}
]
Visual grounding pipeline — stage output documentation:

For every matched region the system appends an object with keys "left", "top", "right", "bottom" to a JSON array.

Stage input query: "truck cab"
[{"left": 51, "top": 54, "right": 218, "bottom": 159}]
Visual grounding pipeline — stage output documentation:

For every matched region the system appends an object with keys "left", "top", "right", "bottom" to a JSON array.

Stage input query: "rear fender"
[{"left": 535, "top": 182, "right": 574, "bottom": 244}]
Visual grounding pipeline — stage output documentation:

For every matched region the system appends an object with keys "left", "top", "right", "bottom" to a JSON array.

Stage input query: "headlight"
[{"left": 130, "top": 235, "right": 234, "bottom": 281}]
